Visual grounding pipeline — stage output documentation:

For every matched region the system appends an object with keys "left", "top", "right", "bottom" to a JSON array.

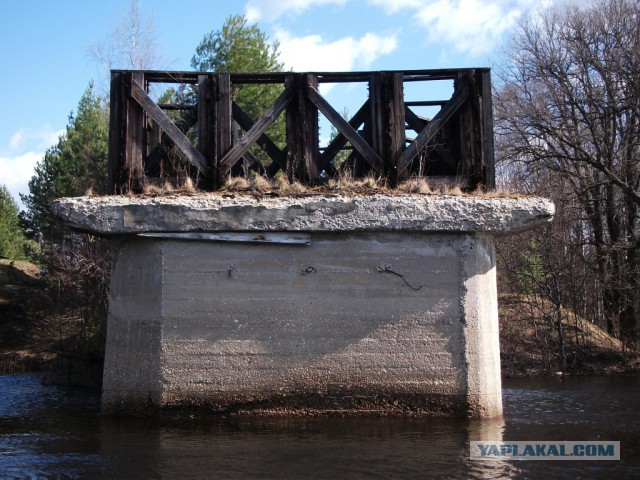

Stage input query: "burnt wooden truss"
[{"left": 108, "top": 69, "right": 495, "bottom": 193}]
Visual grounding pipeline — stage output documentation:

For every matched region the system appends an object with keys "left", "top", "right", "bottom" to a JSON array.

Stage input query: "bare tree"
[
  {"left": 495, "top": 0, "right": 640, "bottom": 343},
  {"left": 87, "top": 0, "right": 160, "bottom": 74}
]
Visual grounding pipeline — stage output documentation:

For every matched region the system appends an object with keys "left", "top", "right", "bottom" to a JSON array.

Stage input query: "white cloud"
[
  {"left": 275, "top": 29, "right": 398, "bottom": 71},
  {"left": 1, "top": 125, "right": 62, "bottom": 210},
  {"left": 367, "top": 0, "right": 423, "bottom": 14},
  {"left": 414, "top": 0, "right": 526, "bottom": 55},
  {"left": 245, "top": 0, "right": 347, "bottom": 23},
  {"left": 9, "top": 131, "right": 25, "bottom": 150},
  {"left": 5, "top": 126, "right": 63, "bottom": 153},
  {"left": 366, "top": 0, "right": 540, "bottom": 56},
  {"left": 0, "top": 151, "right": 42, "bottom": 208}
]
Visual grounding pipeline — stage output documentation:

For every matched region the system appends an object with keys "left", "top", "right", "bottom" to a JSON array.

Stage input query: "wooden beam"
[
  {"left": 397, "top": 81, "right": 470, "bottom": 178},
  {"left": 404, "top": 106, "right": 428, "bottom": 132},
  {"left": 383, "top": 72, "right": 405, "bottom": 184},
  {"left": 307, "top": 86, "right": 384, "bottom": 175},
  {"left": 303, "top": 74, "right": 320, "bottom": 181},
  {"left": 215, "top": 73, "right": 233, "bottom": 188},
  {"left": 219, "top": 83, "right": 294, "bottom": 173},
  {"left": 232, "top": 102, "right": 286, "bottom": 170},
  {"left": 285, "top": 75, "right": 299, "bottom": 182},
  {"left": 318, "top": 99, "right": 369, "bottom": 171},
  {"left": 124, "top": 72, "right": 145, "bottom": 193},
  {"left": 130, "top": 79, "right": 208, "bottom": 175},
  {"left": 108, "top": 71, "right": 124, "bottom": 194},
  {"left": 480, "top": 69, "right": 495, "bottom": 189},
  {"left": 198, "top": 74, "right": 215, "bottom": 190},
  {"left": 405, "top": 100, "right": 448, "bottom": 107},
  {"left": 285, "top": 74, "right": 320, "bottom": 182},
  {"left": 369, "top": 73, "right": 384, "bottom": 164}
]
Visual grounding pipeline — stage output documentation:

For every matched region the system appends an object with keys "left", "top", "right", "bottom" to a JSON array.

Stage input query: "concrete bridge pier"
[{"left": 52, "top": 193, "right": 554, "bottom": 417}]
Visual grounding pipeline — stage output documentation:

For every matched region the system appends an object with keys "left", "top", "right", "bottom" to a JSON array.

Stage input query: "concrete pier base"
[{"left": 52, "top": 193, "right": 553, "bottom": 417}]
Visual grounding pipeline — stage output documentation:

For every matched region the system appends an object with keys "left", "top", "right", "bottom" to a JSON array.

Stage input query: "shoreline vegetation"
[{"left": 1, "top": 257, "right": 637, "bottom": 386}]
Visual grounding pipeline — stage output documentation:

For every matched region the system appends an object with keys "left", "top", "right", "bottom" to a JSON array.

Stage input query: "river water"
[{"left": 0, "top": 374, "right": 639, "bottom": 479}]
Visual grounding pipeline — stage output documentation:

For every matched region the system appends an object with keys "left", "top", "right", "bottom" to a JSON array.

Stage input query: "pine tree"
[
  {"left": 22, "top": 83, "right": 108, "bottom": 239},
  {"left": 0, "top": 185, "right": 29, "bottom": 260},
  {"left": 191, "top": 15, "right": 286, "bottom": 168}
]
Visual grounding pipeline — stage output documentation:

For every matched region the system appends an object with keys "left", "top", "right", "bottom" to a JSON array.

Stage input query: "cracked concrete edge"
[{"left": 51, "top": 193, "right": 554, "bottom": 236}]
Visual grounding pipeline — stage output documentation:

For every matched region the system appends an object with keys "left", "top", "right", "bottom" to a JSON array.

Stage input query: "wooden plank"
[
  {"left": 286, "top": 74, "right": 320, "bottom": 182},
  {"left": 404, "top": 106, "right": 428, "bottom": 132},
  {"left": 233, "top": 102, "right": 286, "bottom": 170},
  {"left": 396, "top": 80, "right": 470, "bottom": 178},
  {"left": 215, "top": 73, "right": 233, "bottom": 188},
  {"left": 130, "top": 79, "right": 208, "bottom": 175},
  {"left": 285, "top": 75, "right": 298, "bottom": 181},
  {"left": 198, "top": 74, "right": 215, "bottom": 190},
  {"left": 111, "top": 68, "right": 483, "bottom": 84},
  {"left": 138, "top": 232, "right": 311, "bottom": 245},
  {"left": 384, "top": 72, "right": 405, "bottom": 184},
  {"left": 307, "top": 86, "right": 384, "bottom": 175},
  {"left": 219, "top": 83, "right": 294, "bottom": 173},
  {"left": 369, "top": 73, "right": 383, "bottom": 163},
  {"left": 480, "top": 69, "right": 495, "bottom": 189},
  {"left": 303, "top": 74, "right": 320, "bottom": 181},
  {"left": 456, "top": 71, "right": 475, "bottom": 184},
  {"left": 405, "top": 106, "right": 458, "bottom": 173},
  {"left": 318, "top": 99, "right": 369, "bottom": 171},
  {"left": 157, "top": 104, "right": 197, "bottom": 110},
  {"left": 145, "top": 110, "right": 163, "bottom": 176},
  {"left": 405, "top": 100, "right": 448, "bottom": 107},
  {"left": 108, "top": 71, "right": 124, "bottom": 194},
  {"left": 125, "top": 71, "right": 145, "bottom": 193}
]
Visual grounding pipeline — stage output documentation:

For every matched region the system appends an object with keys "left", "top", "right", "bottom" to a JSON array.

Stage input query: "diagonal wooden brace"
[{"left": 130, "top": 80, "right": 208, "bottom": 176}]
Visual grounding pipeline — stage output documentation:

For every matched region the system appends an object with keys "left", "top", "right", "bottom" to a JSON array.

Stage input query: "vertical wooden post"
[
  {"left": 123, "top": 71, "right": 146, "bottom": 193},
  {"left": 215, "top": 73, "right": 233, "bottom": 188},
  {"left": 365, "top": 73, "right": 383, "bottom": 180},
  {"left": 456, "top": 70, "right": 478, "bottom": 188},
  {"left": 369, "top": 72, "right": 405, "bottom": 185},
  {"left": 286, "top": 73, "right": 319, "bottom": 182},
  {"left": 479, "top": 69, "right": 495, "bottom": 190},
  {"left": 303, "top": 74, "right": 320, "bottom": 182},
  {"left": 108, "top": 71, "right": 124, "bottom": 194},
  {"left": 285, "top": 74, "right": 298, "bottom": 182},
  {"left": 369, "top": 73, "right": 383, "bottom": 162},
  {"left": 198, "top": 74, "right": 215, "bottom": 190},
  {"left": 383, "top": 72, "right": 405, "bottom": 186}
]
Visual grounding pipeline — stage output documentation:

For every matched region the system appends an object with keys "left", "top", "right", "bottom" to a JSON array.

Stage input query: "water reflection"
[
  {"left": 465, "top": 417, "right": 522, "bottom": 479},
  {"left": 98, "top": 416, "right": 488, "bottom": 479},
  {"left": 1, "top": 375, "right": 639, "bottom": 479}
]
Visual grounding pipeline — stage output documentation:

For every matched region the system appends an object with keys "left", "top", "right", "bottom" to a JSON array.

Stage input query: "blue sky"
[{"left": 0, "top": 0, "right": 551, "bottom": 208}]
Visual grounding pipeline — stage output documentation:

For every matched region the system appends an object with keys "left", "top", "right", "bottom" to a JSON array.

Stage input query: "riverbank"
[
  {"left": 0, "top": 259, "right": 103, "bottom": 385},
  {"left": 0, "top": 259, "right": 54, "bottom": 373},
  {"left": 499, "top": 292, "right": 639, "bottom": 377},
  {"left": 1, "top": 258, "right": 636, "bottom": 381}
]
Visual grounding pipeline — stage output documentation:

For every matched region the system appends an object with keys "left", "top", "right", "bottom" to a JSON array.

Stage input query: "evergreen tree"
[
  {"left": 22, "top": 83, "right": 109, "bottom": 238},
  {"left": 191, "top": 14, "right": 283, "bottom": 74},
  {"left": 0, "top": 185, "right": 30, "bottom": 260},
  {"left": 192, "top": 15, "right": 287, "bottom": 165}
]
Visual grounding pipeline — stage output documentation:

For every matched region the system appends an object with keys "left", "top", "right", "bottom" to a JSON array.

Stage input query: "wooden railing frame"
[{"left": 108, "top": 68, "right": 495, "bottom": 193}]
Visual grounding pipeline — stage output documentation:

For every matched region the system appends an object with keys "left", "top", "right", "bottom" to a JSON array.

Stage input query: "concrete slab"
[{"left": 52, "top": 193, "right": 553, "bottom": 236}]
